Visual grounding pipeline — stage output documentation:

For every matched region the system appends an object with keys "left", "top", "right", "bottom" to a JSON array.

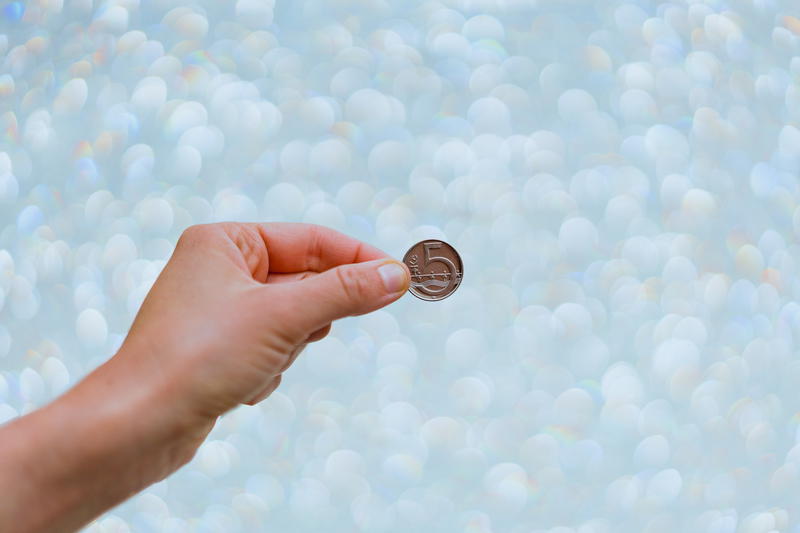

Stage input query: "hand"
[
  {"left": 117, "top": 222, "right": 411, "bottom": 461},
  {"left": 0, "top": 222, "right": 410, "bottom": 533}
]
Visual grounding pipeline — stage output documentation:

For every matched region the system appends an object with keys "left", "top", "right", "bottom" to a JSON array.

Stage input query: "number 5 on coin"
[{"left": 403, "top": 240, "right": 463, "bottom": 301}]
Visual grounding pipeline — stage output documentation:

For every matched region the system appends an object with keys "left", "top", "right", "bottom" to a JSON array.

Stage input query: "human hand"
[
  {"left": 114, "top": 222, "right": 410, "bottom": 460},
  {"left": 0, "top": 223, "right": 411, "bottom": 533}
]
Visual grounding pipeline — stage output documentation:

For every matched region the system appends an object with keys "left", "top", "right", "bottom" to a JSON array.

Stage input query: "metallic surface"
[{"left": 403, "top": 240, "right": 463, "bottom": 301}]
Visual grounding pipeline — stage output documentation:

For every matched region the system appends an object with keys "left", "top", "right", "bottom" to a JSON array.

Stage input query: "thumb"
[{"left": 275, "top": 259, "right": 410, "bottom": 335}]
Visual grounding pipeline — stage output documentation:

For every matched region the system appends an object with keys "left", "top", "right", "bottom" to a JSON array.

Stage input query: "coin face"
[{"left": 403, "top": 240, "right": 463, "bottom": 301}]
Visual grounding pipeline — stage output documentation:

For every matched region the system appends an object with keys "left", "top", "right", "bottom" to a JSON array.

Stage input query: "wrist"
[
  {"left": 75, "top": 343, "right": 213, "bottom": 487},
  {"left": 0, "top": 347, "right": 211, "bottom": 532}
]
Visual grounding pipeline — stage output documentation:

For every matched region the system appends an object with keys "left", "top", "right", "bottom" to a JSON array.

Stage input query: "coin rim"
[{"left": 402, "top": 239, "right": 463, "bottom": 301}]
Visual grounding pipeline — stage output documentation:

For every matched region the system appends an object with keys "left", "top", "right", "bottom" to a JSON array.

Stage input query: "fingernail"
[{"left": 378, "top": 261, "right": 407, "bottom": 294}]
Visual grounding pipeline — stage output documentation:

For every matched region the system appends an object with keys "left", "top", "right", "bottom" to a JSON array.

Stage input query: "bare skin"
[{"left": 0, "top": 222, "right": 410, "bottom": 533}]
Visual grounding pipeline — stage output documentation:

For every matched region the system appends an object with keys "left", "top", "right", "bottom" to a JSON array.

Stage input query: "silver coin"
[{"left": 403, "top": 240, "right": 463, "bottom": 301}]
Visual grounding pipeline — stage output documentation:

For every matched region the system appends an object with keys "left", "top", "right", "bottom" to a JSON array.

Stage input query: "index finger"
[{"left": 254, "top": 223, "right": 390, "bottom": 273}]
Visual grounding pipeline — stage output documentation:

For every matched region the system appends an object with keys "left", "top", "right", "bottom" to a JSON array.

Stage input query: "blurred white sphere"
[
  {"left": 167, "top": 146, "right": 202, "bottom": 182},
  {"left": 53, "top": 78, "right": 88, "bottom": 114},
  {"left": 135, "top": 198, "right": 173, "bottom": 234},
  {"left": 445, "top": 328, "right": 486, "bottom": 368},
  {"left": 0, "top": 325, "right": 9, "bottom": 358},
  {"left": 382, "top": 453, "right": 423, "bottom": 486},
  {"left": 645, "top": 469, "right": 682, "bottom": 506},
  {"left": 449, "top": 377, "right": 492, "bottom": 415},
  {"left": 76, "top": 308, "right": 108, "bottom": 348},
  {"left": 483, "top": 463, "right": 528, "bottom": 514},
  {"left": 421, "top": 417, "right": 465, "bottom": 453},
  {"left": 634, "top": 435, "right": 670, "bottom": 469},
  {"left": 559, "top": 217, "right": 599, "bottom": 263}
]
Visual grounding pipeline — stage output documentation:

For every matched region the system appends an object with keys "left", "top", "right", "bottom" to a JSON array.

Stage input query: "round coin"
[{"left": 403, "top": 240, "right": 463, "bottom": 301}]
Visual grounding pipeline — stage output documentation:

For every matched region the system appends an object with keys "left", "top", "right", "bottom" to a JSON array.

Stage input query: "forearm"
[{"left": 0, "top": 348, "right": 206, "bottom": 533}]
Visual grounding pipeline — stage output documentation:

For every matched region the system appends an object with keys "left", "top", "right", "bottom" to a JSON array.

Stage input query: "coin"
[{"left": 403, "top": 240, "right": 463, "bottom": 301}]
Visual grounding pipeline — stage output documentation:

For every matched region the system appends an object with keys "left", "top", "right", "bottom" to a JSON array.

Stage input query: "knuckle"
[
  {"left": 269, "top": 301, "right": 311, "bottom": 346},
  {"left": 245, "top": 375, "right": 279, "bottom": 407},
  {"left": 276, "top": 346, "right": 304, "bottom": 374},
  {"left": 304, "top": 224, "right": 348, "bottom": 271},
  {"left": 305, "top": 224, "right": 325, "bottom": 271},
  {"left": 234, "top": 225, "right": 265, "bottom": 269},
  {"left": 179, "top": 224, "right": 211, "bottom": 245},
  {"left": 184, "top": 223, "right": 207, "bottom": 236},
  {"left": 335, "top": 266, "right": 368, "bottom": 305},
  {"left": 307, "top": 323, "right": 331, "bottom": 342}
]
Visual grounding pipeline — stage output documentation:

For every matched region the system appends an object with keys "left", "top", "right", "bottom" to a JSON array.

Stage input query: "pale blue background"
[{"left": 2, "top": 1, "right": 800, "bottom": 532}]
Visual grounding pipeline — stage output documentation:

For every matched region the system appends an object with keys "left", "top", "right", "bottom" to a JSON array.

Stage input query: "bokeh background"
[{"left": 2, "top": 0, "right": 800, "bottom": 531}]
